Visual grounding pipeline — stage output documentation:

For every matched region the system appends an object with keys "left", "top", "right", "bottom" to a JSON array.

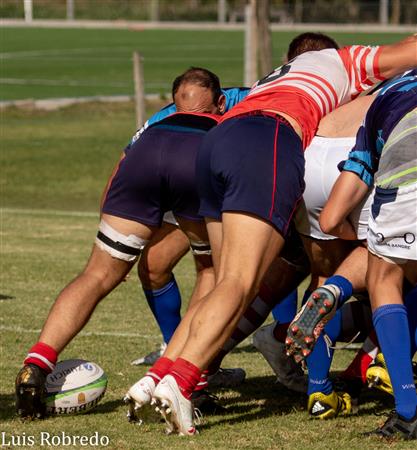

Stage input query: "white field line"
[
  {"left": 0, "top": 45, "right": 238, "bottom": 59},
  {"left": 0, "top": 47, "right": 133, "bottom": 58},
  {"left": 1, "top": 19, "right": 416, "bottom": 33},
  {"left": 1, "top": 207, "right": 98, "bottom": 218},
  {"left": 0, "top": 78, "right": 130, "bottom": 87},
  {"left": 0, "top": 325, "right": 158, "bottom": 339},
  {"left": 0, "top": 78, "right": 175, "bottom": 90}
]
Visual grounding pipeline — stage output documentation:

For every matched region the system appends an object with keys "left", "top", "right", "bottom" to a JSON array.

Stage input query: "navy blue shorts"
[
  {"left": 102, "top": 114, "right": 217, "bottom": 227},
  {"left": 196, "top": 113, "right": 305, "bottom": 236}
]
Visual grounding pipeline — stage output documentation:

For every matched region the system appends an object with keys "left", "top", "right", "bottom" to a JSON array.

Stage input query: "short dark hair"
[
  {"left": 172, "top": 67, "right": 222, "bottom": 104},
  {"left": 287, "top": 32, "right": 339, "bottom": 61}
]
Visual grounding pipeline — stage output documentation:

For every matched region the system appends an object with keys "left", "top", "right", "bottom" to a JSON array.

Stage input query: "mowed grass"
[
  {"left": 0, "top": 103, "right": 415, "bottom": 449},
  {"left": 0, "top": 27, "right": 408, "bottom": 100}
]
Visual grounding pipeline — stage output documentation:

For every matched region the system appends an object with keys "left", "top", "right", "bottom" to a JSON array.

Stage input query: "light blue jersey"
[{"left": 129, "top": 87, "right": 249, "bottom": 146}]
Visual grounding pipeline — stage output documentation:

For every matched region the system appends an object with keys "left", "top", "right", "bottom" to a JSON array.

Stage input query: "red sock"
[
  {"left": 24, "top": 342, "right": 58, "bottom": 373},
  {"left": 194, "top": 370, "right": 209, "bottom": 392},
  {"left": 273, "top": 322, "right": 290, "bottom": 342},
  {"left": 169, "top": 358, "right": 202, "bottom": 400},
  {"left": 147, "top": 357, "right": 173, "bottom": 384},
  {"left": 341, "top": 330, "right": 379, "bottom": 383}
]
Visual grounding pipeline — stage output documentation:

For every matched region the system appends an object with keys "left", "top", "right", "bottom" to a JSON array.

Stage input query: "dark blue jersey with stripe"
[{"left": 340, "top": 71, "right": 417, "bottom": 186}]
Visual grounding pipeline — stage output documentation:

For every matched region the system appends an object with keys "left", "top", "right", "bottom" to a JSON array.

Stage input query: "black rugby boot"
[{"left": 15, "top": 364, "right": 47, "bottom": 419}]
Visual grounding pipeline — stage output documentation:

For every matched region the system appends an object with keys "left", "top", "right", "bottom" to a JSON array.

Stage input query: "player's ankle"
[
  {"left": 170, "top": 358, "right": 202, "bottom": 400},
  {"left": 24, "top": 342, "right": 57, "bottom": 374},
  {"left": 147, "top": 356, "right": 174, "bottom": 384}
]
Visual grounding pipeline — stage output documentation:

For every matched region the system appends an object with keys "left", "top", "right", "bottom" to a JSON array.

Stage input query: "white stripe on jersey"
[
  {"left": 251, "top": 73, "right": 336, "bottom": 113},
  {"left": 348, "top": 46, "right": 380, "bottom": 97},
  {"left": 246, "top": 46, "right": 381, "bottom": 116}
]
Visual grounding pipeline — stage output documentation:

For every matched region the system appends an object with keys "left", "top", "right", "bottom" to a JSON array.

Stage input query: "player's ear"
[{"left": 217, "top": 94, "right": 226, "bottom": 114}]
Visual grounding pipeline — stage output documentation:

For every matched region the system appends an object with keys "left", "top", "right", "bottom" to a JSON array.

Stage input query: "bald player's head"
[{"left": 172, "top": 67, "right": 225, "bottom": 114}]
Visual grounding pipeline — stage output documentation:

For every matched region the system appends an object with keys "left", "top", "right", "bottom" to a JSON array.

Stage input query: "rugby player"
[
  {"left": 131, "top": 73, "right": 249, "bottom": 365},
  {"left": 14, "top": 68, "right": 239, "bottom": 419},
  {"left": 318, "top": 71, "right": 417, "bottom": 439},
  {"left": 146, "top": 35, "right": 417, "bottom": 435},
  {"left": 254, "top": 91, "right": 378, "bottom": 416}
]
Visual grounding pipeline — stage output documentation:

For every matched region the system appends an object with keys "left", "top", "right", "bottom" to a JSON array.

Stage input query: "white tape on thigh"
[
  {"left": 95, "top": 220, "right": 149, "bottom": 262},
  {"left": 190, "top": 240, "right": 211, "bottom": 256}
]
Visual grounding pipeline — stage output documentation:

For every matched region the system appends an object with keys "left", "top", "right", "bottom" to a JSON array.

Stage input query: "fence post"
[
  {"left": 66, "top": 0, "right": 74, "bottom": 21},
  {"left": 133, "top": 52, "right": 145, "bottom": 128},
  {"left": 150, "top": 0, "right": 159, "bottom": 21},
  {"left": 218, "top": 0, "right": 227, "bottom": 23},
  {"left": 244, "top": 0, "right": 258, "bottom": 87},
  {"left": 379, "top": 0, "right": 388, "bottom": 25},
  {"left": 24, "top": 0, "right": 33, "bottom": 23}
]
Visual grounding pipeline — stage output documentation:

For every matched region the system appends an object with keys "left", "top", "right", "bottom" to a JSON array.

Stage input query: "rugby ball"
[{"left": 45, "top": 359, "right": 107, "bottom": 415}]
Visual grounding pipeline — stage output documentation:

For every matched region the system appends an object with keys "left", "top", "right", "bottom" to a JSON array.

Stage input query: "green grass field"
[
  {"left": 0, "top": 27, "right": 408, "bottom": 100},
  {"left": 1, "top": 102, "right": 415, "bottom": 450},
  {"left": 0, "top": 27, "right": 415, "bottom": 449}
]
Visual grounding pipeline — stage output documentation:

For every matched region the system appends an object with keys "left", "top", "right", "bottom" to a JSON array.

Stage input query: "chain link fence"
[{"left": 1, "top": 0, "right": 417, "bottom": 24}]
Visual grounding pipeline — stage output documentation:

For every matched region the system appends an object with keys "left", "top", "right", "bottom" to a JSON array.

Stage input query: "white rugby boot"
[
  {"left": 153, "top": 375, "right": 199, "bottom": 435},
  {"left": 123, "top": 375, "right": 156, "bottom": 423}
]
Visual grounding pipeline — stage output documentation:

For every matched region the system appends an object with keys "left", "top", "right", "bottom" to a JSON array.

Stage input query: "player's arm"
[
  {"left": 319, "top": 171, "right": 369, "bottom": 240},
  {"left": 378, "top": 34, "right": 417, "bottom": 79}
]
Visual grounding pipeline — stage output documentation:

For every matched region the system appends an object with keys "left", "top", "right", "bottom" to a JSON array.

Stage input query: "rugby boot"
[
  {"left": 207, "top": 368, "right": 246, "bottom": 389},
  {"left": 333, "top": 376, "right": 364, "bottom": 412},
  {"left": 366, "top": 353, "right": 417, "bottom": 396},
  {"left": 286, "top": 286, "right": 339, "bottom": 363},
  {"left": 370, "top": 408, "right": 417, "bottom": 440},
  {"left": 15, "top": 364, "right": 47, "bottom": 419},
  {"left": 191, "top": 389, "right": 226, "bottom": 414},
  {"left": 153, "top": 375, "right": 199, "bottom": 435},
  {"left": 123, "top": 375, "right": 156, "bottom": 423},
  {"left": 131, "top": 342, "right": 167, "bottom": 366},
  {"left": 253, "top": 323, "right": 307, "bottom": 394},
  {"left": 308, "top": 390, "right": 352, "bottom": 419}
]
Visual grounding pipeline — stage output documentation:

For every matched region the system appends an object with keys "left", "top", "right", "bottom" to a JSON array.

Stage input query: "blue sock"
[
  {"left": 404, "top": 285, "right": 417, "bottom": 355},
  {"left": 272, "top": 289, "right": 297, "bottom": 323},
  {"left": 143, "top": 276, "right": 181, "bottom": 344},
  {"left": 307, "top": 309, "right": 342, "bottom": 395},
  {"left": 324, "top": 275, "right": 353, "bottom": 308},
  {"left": 373, "top": 304, "right": 417, "bottom": 419}
]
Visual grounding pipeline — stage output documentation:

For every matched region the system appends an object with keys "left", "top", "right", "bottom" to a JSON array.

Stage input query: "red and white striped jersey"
[{"left": 222, "top": 45, "right": 385, "bottom": 148}]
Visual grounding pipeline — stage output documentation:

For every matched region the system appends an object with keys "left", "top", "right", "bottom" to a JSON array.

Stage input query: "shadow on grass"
[
  {"left": 202, "top": 375, "right": 307, "bottom": 430},
  {"left": 201, "top": 371, "right": 395, "bottom": 430},
  {"left": 0, "top": 395, "right": 125, "bottom": 421},
  {"left": 0, "top": 393, "right": 16, "bottom": 420},
  {"left": 0, "top": 294, "right": 15, "bottom": 300},
  {"left": 93, "top": 398, "right": 124, "bottom": 415}
]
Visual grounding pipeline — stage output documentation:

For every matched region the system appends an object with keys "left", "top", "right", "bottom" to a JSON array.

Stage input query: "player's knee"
[
  {"left": 95, "top": 219, "right": 148, "bottom": 262},
  {"left": 137, "top": 256, "right": 172, "bottom": 289}
]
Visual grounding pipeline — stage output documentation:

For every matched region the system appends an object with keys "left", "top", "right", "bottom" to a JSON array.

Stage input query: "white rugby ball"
[{"left": 45, "top": 359, "right": 107, "bottom": 415}]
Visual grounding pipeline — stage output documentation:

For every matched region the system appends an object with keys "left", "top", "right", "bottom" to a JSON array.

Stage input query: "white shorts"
[
  {"left": 367, "top": 183, "right": 417, "bottom": 263},
  {"left": 295, "top": 136, "right": 372, "bottom": 240},
  {"left": 162, "top": 211, "right": 179, "bottom": 227}
]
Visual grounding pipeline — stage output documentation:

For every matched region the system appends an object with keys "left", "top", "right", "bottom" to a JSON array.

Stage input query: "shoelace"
[
  {"left": 193, "top": 407, "right": 203, "bottom": 425},
  {"left": 323, "top": 332, "right": 361, "bottom": 358}
]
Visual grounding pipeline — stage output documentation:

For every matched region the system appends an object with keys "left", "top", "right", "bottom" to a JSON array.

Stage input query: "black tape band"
[{"left": 96, "top": 231, "right": 142, "bottom": 256}]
